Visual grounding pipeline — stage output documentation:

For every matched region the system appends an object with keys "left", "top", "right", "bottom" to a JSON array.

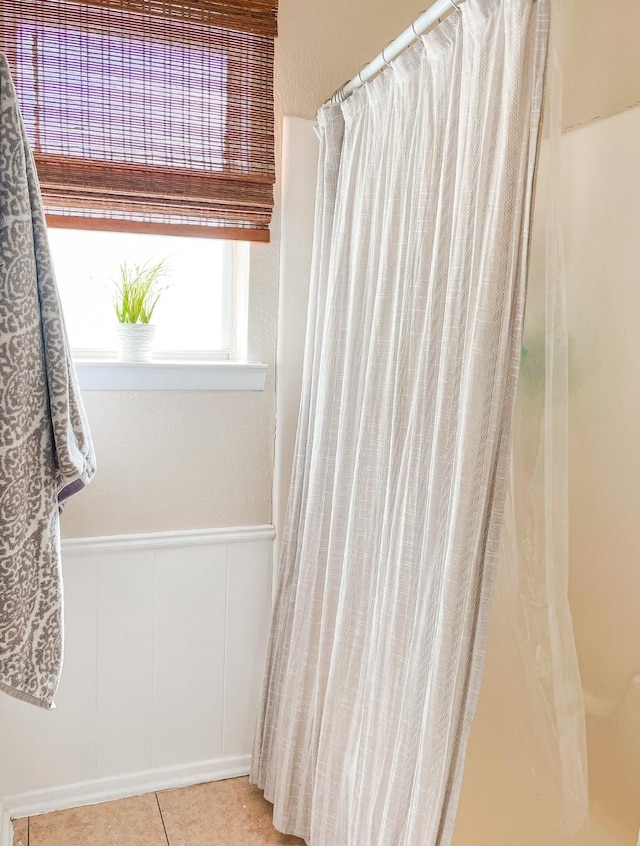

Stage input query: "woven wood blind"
[{"left": 0, "top": 0, "right": 277, "bottom": 241}]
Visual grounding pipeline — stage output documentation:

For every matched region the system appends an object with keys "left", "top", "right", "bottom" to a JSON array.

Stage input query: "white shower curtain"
[{"left": 252, "top": 1, "right": 550, "bottom": 844}]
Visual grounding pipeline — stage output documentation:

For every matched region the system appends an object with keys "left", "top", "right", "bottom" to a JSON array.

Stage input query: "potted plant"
[{"left": 113, "top": 260, "right": 168, "bottom": 362}]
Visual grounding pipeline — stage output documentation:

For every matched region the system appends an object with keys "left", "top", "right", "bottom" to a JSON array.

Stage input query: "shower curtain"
[
  {"left": 252, "top": 1, "right": 550, "bottom": 843},
  {"left": 454, "top": 6, "right": 590, "bottom": 839}
]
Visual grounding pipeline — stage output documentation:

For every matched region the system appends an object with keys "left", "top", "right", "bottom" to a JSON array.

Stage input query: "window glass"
[{"left": 47, "top": 228, "right": 230, "bottom": 357}]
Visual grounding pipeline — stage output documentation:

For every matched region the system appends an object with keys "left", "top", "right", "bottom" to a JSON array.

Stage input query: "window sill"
[{"left": 74, "top": 360, "right": 267, "bottom": 391}]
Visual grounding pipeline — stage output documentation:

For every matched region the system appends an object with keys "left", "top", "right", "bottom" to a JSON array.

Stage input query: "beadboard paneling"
[
  {"left": 151, "top": 544, "right": 227, "bottom": 767},
  {"left": 224, "top": 540, "right": 274, "bottom": 755},
  {"left": 97, "top": 548, "right": 156, "bottom": 777},
  {"left": 0, "top": 526, "right": 274, "bottom": 816}
]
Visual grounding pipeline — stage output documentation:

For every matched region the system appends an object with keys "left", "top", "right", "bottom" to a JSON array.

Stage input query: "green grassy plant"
[{"left": 113, "top": 260, "right": 169, "bottom": 324}]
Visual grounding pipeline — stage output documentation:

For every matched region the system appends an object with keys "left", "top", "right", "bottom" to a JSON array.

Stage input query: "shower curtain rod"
[{"left": 331, "top": 0, "right": 467, "bottom": 103}]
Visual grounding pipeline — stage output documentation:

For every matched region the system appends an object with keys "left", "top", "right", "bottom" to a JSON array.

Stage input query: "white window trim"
[{"left": 74, "top": 360, "right": 267, "bottom": 391}]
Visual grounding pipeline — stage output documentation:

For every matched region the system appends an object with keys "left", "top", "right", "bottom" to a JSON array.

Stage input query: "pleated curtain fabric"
[{"left": 252, "top": 1, "right": 550, "bottom": 844}]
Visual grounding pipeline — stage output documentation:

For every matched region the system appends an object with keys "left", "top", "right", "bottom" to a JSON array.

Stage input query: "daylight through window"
[{"left": 48, "top": 229, "right": 233, "bottom": 359}]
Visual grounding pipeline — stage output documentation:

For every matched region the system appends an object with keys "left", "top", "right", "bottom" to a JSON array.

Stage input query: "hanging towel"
[{"left": 0, "top": 53, "right": 95, "bottom": 709}]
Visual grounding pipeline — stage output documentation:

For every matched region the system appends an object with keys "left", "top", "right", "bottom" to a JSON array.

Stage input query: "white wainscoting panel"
[
  {"left": 151, "top": 544, "right": 227, "bottom": 768},
  {"left": 0, "top": 807, "right": 12, "bottom": 846},
  {"left": 0, "top": 526, "right": 274, "bottom": 818},
  {"left": 97, "top": 548, "right": 156, "bottom": 777},
  {"left": 224, "top": 541, "right": 274, "bottom": 755}
]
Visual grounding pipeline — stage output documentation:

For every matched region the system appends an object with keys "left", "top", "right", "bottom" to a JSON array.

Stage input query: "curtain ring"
[
  {"left": 381, "top": 47, "right": 392, "bottom": 69},
  {"left": 449, "top": 0, "right": 460, "bottom": 9},
  {"left": 410, "top": 21, "right": 421, "bottom": 39}
]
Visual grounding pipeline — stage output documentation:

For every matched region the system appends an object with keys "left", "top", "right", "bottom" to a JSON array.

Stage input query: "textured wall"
[
  {"left": 276, "top": 0, "right": 425, "bottom": 118},
  {"left": 562, "top": 0, "right": 640, "bottom": 130},
  {"left": 61, "top": 392, "right": 275, "bottom": 537}
]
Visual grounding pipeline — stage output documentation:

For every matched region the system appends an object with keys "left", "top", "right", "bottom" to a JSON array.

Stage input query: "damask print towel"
[{"left": 0, "top": 53, "right": 95, "bottom": 709}]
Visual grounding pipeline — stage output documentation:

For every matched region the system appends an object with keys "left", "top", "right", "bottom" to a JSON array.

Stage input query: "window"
[
  {"left": 48, "top": 229, "right": 237, "bottom": 360},
  {"left": 1, "top": 1, "right": 276, "bottom": 389}
]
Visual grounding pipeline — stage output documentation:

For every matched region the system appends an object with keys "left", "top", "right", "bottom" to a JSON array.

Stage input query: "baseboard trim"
[
  {"left": 4, "top": 754, "right": 251, "bottom": 819},
  {"left": 62, "top": 525, "right": 275, "bottom": 555}
]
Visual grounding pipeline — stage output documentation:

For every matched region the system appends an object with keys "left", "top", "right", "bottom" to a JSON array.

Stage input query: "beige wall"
[
  {"left": 277, "top": 0, "right": 424, "bottom": 118},
  {"left": 273, "top": 116, "right": 318, "bottom": 549},
  {"left": 562, "top": 0, "right": 640, "bottom": 130},
  {"left": 563, "top": 104, "right": 640, "bottom": 837},
  {"left": 61, "top": 0, "right": 424, "bottom": 538},
  {"left": 61, "top": 391, "right": 275, "bottom": 537}
]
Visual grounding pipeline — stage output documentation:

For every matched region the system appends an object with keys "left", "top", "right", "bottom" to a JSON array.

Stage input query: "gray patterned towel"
[{"left": 0, "top": 53, "right": 95, "bottom": 709}]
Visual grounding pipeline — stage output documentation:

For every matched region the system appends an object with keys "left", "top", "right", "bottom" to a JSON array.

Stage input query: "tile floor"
[{"left": 12, "top": 777, "right": 305, "bottom": 846}]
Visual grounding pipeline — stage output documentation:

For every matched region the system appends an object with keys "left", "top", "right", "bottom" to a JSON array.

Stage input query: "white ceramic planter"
[{"left": 116, "top": 323, "right": 156, "bottom": 362}]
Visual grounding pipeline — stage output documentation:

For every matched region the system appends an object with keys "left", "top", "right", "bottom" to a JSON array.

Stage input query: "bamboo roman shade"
[{"left": 0, "top": 0, "right": 277, "bottom": 241}]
